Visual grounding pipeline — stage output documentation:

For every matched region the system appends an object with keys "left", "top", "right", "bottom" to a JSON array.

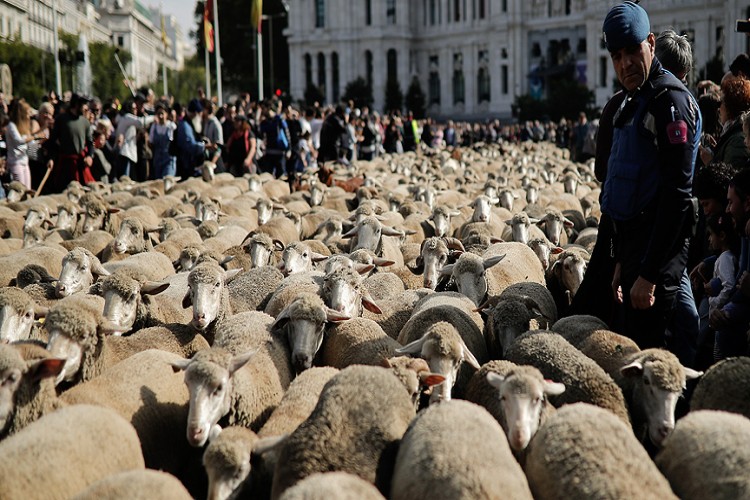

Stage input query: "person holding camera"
[{"left": 699, "top": 77, "right": 750, "bottom": 170}]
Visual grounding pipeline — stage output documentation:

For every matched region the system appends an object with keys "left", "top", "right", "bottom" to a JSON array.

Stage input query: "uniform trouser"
[{"left": 665, "top": 269, "right": 699, "bottom": 368}]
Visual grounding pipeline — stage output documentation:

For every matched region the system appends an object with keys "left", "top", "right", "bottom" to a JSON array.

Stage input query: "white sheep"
[
  {"left": 280, "top": 472, "right": 386, "bottom": 500},
  {"left": 690, "top": 357, "right": 750, "bottom": 419},
  {"left": 70, "top": 470, "right": 193, "bottom": 500},
  {"left": 391, "top": 400, "right": 534, "bottom": 500}
]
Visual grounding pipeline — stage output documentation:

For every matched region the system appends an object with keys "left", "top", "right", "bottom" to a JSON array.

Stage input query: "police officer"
[{"left": 601, "top": 2, "right": 702, "bottom": 349}]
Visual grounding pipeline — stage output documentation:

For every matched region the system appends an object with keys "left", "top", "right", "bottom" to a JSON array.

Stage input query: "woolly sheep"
[
  {"left": 407, "top": 236, "right": 464, "bottom": 290},
  {"left": 244, "top": 232, "right": 281, "bottom": 269},
  {"left": 501, "top": 211, "right": 546, "bottom": 244},
  {"left": 181, "top": 261, "right": 242, "bottom": 342},
  {"left": 263, "top": 271, "right": 324, "bottom": 318},
  {"left": 525, "top": 403, "right": 677, "bottom": 499},
  {"left": 0, "top": 404, "right": 145, "bottom": 500},
  {"left": 280, "top": 472, "right": 385, "bottom": 500},
  {"left": 56, "top": 247, "right": 110, "bottom": 298},
  {"left": 690, "top": 357, "right": 750, "bottom": 419},
  {"left": 103, "top": 251, "right": 175, "bottom": 282},
  {"left": 58, "top": 230, "right": 114, "bottom": 259},
  {"left": 0, "top": 245, "right": 66, "bottom": 287},
  {"left": 171, "top": 311, "right": 293, "bottom": 447},
  {"left": 550, "top": 313, "right": 608, "bottom": 346},
  {"left": 271, "top": 365, "right": 416, "bottom": 498},
  {"left": 277, "top": 241, "right": 329, "bottom": 276},
  {"left": 253, "top": 216, "right": 300, "bottom": 247},
  {"left": 362, "top": 288, "right": 433, "bottom": 340},
  {"left": 391, "top": 400, "right": 534, "bottom": 500},
  {"left": 576, "top": 329, "right": 702, "bottom": 445},
  {"left": 0, "top": 287, "right": 47, "bottom": 343},
  {"left": 322, "top": 317, "right": 402, "bottom": 369},
  {"left": 341, "top": 215, "right": 406, "bottom": 268},
  {"left": 504, "top": 331, "right": 630, "bottom": 425},
  {"left": 655, "top": 410, "right": 750, "bottom": 499},
  {"left": 71, "top": 470, "right": 193, "bottom": 500},
  {"left": 227, "top": 265, "right": 285, "bottom": 313},
  {"left": 464, "top": 360, "right": 564, "bottom": 453},
  {"left": 322, "top": 266, "right": 383, "bottom": 318}
]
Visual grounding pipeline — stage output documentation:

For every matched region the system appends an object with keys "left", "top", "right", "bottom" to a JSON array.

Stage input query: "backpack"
[{"left": 274, "top": 116, "right": 290, "bottom": 151}]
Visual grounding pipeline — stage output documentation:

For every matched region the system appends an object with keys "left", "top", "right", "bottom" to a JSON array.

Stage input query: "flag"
[
  {"left": 160, "top": 14, "right": 169, "bottom": 50},
  {"left": 251, "top": 0, "right": 263, "bottom": 34},
  {"left": 204, "top": 1, "right": 214, "bottom": 53}
]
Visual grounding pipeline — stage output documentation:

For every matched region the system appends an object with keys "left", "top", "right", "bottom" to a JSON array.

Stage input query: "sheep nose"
[
  {"left": 293, "top": 353, "right": 312, "bottom": 373},
  {"left": 425, "top": 279, "right": 434, "bottom": 288}
]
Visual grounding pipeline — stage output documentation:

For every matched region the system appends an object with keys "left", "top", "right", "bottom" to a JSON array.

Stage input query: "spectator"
[
  {"left": 225, "top": 114, "right": 257, "bottom": 176},
  {"left": 45, "top": 94, "right": 95, "bottom": 192},
  {"left": 6, "top": 99, "right": 42, "bottom": 189},
  {"left": 149, "top": 102, "right": 177, "bottom": 179},
  {"left": 174, "top": 99, "right": 207, "bottom": 180},
  {"left": 700, "top": 78, "right": 750, "bottom": 169},
  {"left": 201, "top": 99, "right": 224, "bottom": 174}
]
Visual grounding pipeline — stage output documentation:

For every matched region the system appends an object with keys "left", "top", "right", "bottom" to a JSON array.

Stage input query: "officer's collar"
[{"left": 626, "top": 58, "right": 664, "bottom": 99}]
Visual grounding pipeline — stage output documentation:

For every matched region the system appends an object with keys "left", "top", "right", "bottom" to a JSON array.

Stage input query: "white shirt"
[
  {"left": 114, "top": 113, "right": 155, "bottom": 162},
  {"left": 5, "top": 122, "right": 27, "bottom": 165},
  {"left": 709, "top": 250, "right": 738, "bottom": 313}
]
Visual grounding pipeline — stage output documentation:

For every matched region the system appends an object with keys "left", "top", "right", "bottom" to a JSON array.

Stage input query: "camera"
[{"left": 736, "top": 19, "right": 750, "bottom": 33}]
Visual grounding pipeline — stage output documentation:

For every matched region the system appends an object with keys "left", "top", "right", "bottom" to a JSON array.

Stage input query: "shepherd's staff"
[
  {"left": 114, "top": 48, "right": 136, "bottom": 98},
  {"left": 34, "top": 164, "right": 53, "bottom": 198}
]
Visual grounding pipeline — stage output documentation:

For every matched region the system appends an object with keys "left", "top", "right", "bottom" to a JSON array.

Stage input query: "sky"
[{"left": 146, "top": 0, "right": 198, "bottom": 48}]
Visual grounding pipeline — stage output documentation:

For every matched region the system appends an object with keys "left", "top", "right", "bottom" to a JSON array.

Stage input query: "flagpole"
[
  {"left": 204, "top": 41, "right": 211, "bottom": 100},
  {"left": 212, "top": 0, "right": 223, "bottom": 105},
  {"left": 257, "top": 30, "right": 263, "bottom": 101},
  {"left": 160, "top": 5, "right": 168, "bottom": 98},
  {"left": 52, "top": 0, "right": 61, "bottom": 96},
  {"left": 162, "top": 56, "right": 168, "bottom": 97}
]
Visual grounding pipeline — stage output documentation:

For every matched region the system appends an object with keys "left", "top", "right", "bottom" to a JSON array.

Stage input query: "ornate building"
[{"left": 287, "top": 0, "right": 748, "bottom": 118}]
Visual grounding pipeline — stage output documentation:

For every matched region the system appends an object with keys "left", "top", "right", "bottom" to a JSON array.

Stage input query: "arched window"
[
  {"left": 477, "top": 49, "right": 490, "bottom": 103},
  {"left": 304, "top": 53, "right": 312, "bottom": 87},
  {"left": 428, "top": 55, "right": 440, "bottom": 105},
  {"left": 317, "top": 52, "right": 326, "bottom": 96},
  {"left": 452, "top": 52, "right": 464, "bottom": 104},
  {"left": 386, "top": 0, "right": 396, "bottom": 24},
  {"left": 365, "top": 50, "right": 373, "bottom": 88},
  {"left": 387, "top": 49, "right": 398, "bottom": 82},
  {"left": 365, "top": 0, "right": 372, "bottom": 25},
  {"left": 315, "top": 0, "right": 325, "bottom": 28},
  {"left": 430, "top": 0, "right": 436, "bottom": 24},
  {"left": 332, "top": 52, "right": 340, "bottom": 102}
]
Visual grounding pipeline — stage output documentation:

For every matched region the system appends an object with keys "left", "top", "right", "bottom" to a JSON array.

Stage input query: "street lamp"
[{"left": 263, "top": 1, "right": 289, "bottom": 97}]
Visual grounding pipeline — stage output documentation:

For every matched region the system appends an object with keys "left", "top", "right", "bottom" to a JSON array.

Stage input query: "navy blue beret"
[
  {"left": 603, "top": 2, "right": 650, "bottom": 52},
  {"left": 187, "top": 98, "right": 203, "bottom": 113}
]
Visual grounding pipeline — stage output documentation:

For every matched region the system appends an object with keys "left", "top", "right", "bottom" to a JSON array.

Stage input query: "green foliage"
[
  {"left": 341, "top": 77, "right": 373, "bottom": 109},
  {"left": 0, "top": 38, "right": 55, "bottom": 102},
  {"left": 303, "top": 83, "right": 325, "bottom": 106},
  {"left": 513, "top": 78, "right": 594, "bottom": 122},
  {"left": 159, "top": 55, "right": 209, "bottom": 105},
  {"left": 699, "top": 53, "right": 725, "bottom": 85},
  {"left": 405, "top": 76, "right": 426, "bottom": 119},
  {"left": 384, "top": 77, "right": 403, "bottom": 114}
]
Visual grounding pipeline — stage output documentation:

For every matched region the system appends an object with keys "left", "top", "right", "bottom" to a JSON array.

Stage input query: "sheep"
[
  {"left": 550, "top": 313, "right": 609, "bottom": 346},
  {"left": 70, "top": 470, "right": 193, "bottom": 500},
  {"left": 58, "top": 230, "right": 114, "bottom": 258},
  {"left": 501, "top": 211, "right": 546, "bottom": 244},
  {"left": 170, "top": 311, "right": 293, "bottom": 447},
  {"left": 322, "top": 266, "right": 383, "bottom": 318},
  {"left": 536, "top": 208, "right": 574, "bottom": 246},
  {"left": 271, "top": 365, "right": 416, "bottom": 499},
  {"left": 391, "top": 400, "right": 534, "bottom": 500},
  {"left": 253, "top": 216, "right": 300, "bottom": 247},
  {"left": 655, "top": 410, "right": 750, "bottom": 500},
  {"left": 464, "top": 360, "right": 564, "bottom": 454},
  {"left": 407, "top": 236, "right": 464, "bottom": 290},
  {"left": 271, "top": 293, "right": 350, "bottom": 373},
  {"left": 107, "top": 216, "right": 158, "bottom": 257},
  {"left": 321, "top": 317, "right": 402, "bottom": 370},
  {"left": 79, "top": 193, "right": 121, "bottom": 235},
  {"left": 60, "top": 350, "right": 205, "bottom": 493},
  {"left": 504, "top": 331, "right": 631, "bottom": 425},
  {"left": 397, "top": 292, "right": 486, "bottom": 393},
  {"left": 202, "top": 426, "right": 265, "bottom": 500},
  {"left": 575, "top": 329, "right": 702, "bottom": 445},
  {"left": 525, "top": 403, "right": 677, "bottom": 500},
  {"left": 227, "top": 265, "right": 285, "bottom": 313},
  {"left": 690, "top": 357, "right": 750, "bottom": 419},
  {"left": 428, "top": 205, "right": 462, "bottom": 238},
  {"left": 14, "top": 263, "right": 56, "bottom": 288},
  {"left": 439, "top": 241, "right": 546, "bottom": 306},
  {"left": 527, "top": 237, "right": 563, "bottom": 271},
  {"left": 479, "top": 281, "right": 558, "bottom": 358},
  {"left": 341, "top": 215, "right": 405, "bottom": 268},
  {"left": 280, "top": 472, "right": 386, "bottom": 500},
  {"left": 0, "top": 287, "right": 47, "bottom": 343},
  {"left": 102, "top": 251, "right": 175, "bottom": 282},
  {"left": 244, "top": 232, "right": 281, "bottom": 269},
  {"left": 277, "top": 241, "right": 328, "bottom": 276},
  {"left": 546, "top": 246, "right": 589, "bottom": 311},
  {"left": 0, "top": 245, "right": 67, "bottom": 287},
  {"left": 263, "top": 271, "right": 324, "bottom": 318},
  {"left": 0, "top": 404, "right": 145, "bottom": 500},
  {"left": 56, "top": 247, "right": 110, "bottom": 298}
]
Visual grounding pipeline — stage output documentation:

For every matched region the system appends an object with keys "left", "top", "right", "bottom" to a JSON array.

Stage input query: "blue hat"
[
  {"left": 602, "top": 2, "right": 650, "bottom": 53},
  {"left": 187, "top": 98, "right": 203, "bottom": 113}
]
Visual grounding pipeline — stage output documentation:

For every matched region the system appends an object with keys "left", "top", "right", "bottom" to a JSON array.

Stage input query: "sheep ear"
[
  {"left": 563, "top": 217, "right": 575, "bottom": 228},
  {"left": 271, "top": 307, "right": 291, "bottom": 331},
  {"left": 229, "top": 349, "right": 258, "bottom": 375},
  {"left": 474, "top": 298, "right": 490, "bottom": 313},
  {"left": 310, "top": 252, "right": 329, "bottom": 263},
  {"left": 361, "top": 291, "right": 382, "bottom": 314},
  {"left": 381, "top": 226, "right": 404, "bottom": 237},
  {"left": 26, "top": 357, "right": 65, "bottom": 382},
  {"left": 141, "top": 281, "right": 170, "bottom": 296},
  {"left": 354, "top": 264, "right": 375, "bottom": 275},
  {"left": 273, "top": 240, "right": 285, "bottom": 251},
  {"left": 490, "top": 237, "right": 504, "bottom": 244},
  {"left": 170, "top": 357, "right": 192, "bottom": 373},
  {"left": 483, "top": 254, "right": 505, "bottom": 270},
  {"left": 408, "top": 256, "right": 424, "bottom": 275},
  {"left": 450, "top": 211, "right": 462, "bottom": 217},
  {"left": 439, "top": 263, "right": 455, "bottom": 277},
  {"left": 683, "top": 367, "right": 703, "bottom": 381},
  {"left": 486, "top": 371, "right": 506, "bottom": 389},
  {"left": 620, "top": 360, "right": 644, "bottom": 378},
  {"left": 34, "top": 305, "right": 49, "bottom": 320},
  {"left": 543, "top": 379, "right": 566, "bottom": 396},
  {"left": 107, "top": 207, "right": 121, "bottom": 214},
  {"left": 461, "top": 344, "right": 481, "bottom": 370},
  {"left": 395, "top": 336, "right": 429, "bottom": 356},
  {"left": 504, "top": 219, "right": 513, "bottom": 225},
  {"left": 224, "top": 268, "right": 242, "bottom": 283},
  {"left": 420, "top": 372, "right": 446, "bottom": 387},
  {"left": 325, "top": 307, "right": 350, "bottom": 323},
  {"left": 252, "top": 434, "right": 288, "bottom": 456},
  {"left": 182, "top": 290, "right": 192, "bottom": 309},
  {"left": 220, "top": 255, "right": 235, "bottom": 268},
  {"left": 341, "top": 226, "right": 359, "bottom": 239},
  {"left": 551, "top": 246, "right": 564, "bottom": 255},
  {"left": 402, "top": 229, "right": 417, "bottom": 236},
  {"left": 99, "top": 320, "right": 124, "bottom": 335},
  {"left": 530, "top": 218, "right": 542, "bottom": 225},
  {"left": 372, "top": 257, "right": 395, "bottom": 267}
]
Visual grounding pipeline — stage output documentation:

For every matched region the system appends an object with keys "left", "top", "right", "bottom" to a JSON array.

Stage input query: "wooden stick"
[{"left": 34, "top": 165, "right": 53, "bottom": 198}]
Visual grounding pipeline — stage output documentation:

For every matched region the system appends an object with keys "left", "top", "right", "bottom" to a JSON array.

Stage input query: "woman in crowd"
[
  {"left": 6, "top": 99, "right": 44, "bottom": 189},
  {"left": 700, "top": 77, "right": 750, "bottom": 169},
  {"left": 149, "top": 102, "right": 177, "bottom": 179}
]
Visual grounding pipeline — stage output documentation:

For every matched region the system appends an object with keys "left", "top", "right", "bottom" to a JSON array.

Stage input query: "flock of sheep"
[{"left": 0, "top": 140, "right": 748, "bottom": 500}]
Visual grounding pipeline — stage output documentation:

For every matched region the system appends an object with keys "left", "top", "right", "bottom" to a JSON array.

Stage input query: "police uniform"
[{"left": 601, "top": 58, "right": 702, "bottom": 348}]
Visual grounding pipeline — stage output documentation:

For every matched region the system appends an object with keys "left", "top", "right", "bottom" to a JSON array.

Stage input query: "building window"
[
  {"left": 365, "top": 50, "right": 373, "bottom": 88},
  {"left": 386, "top": 0, "right": 396, "bottom": 24},
  {"left": 387, "top": 49, "right": 398, "bottom": 81},
  {"left": 429, "top": 56, "right": 440, "bottom": 105},
  {"left": 117, "top": 35, "right": 124, "bottom": 47},
  {"left": 366, "top": 0, "right": 372, "bottom": 25},
  {"left": 452, "top": 53, "right": 464, "bottom": 104},
  {"left": 332, "top": 52, "right": 340, "bottom": 102},
  {"left": 430, "top": 0, "right": 436, "bottom": 25},
  {"left": 315, "top": 0, "right": 325, "bottom": 28},
  {"left": 317, "top": 52, "right": 326, "bottom": 95},
  {"left": 577, "top": 38, "right": 586, "bottom": 54},
  {"left": 501, "top": 0, "right": 507, "bottom": 13},
  {"left": 453, "top": 0, "right": 460, "bottom": 21},
  {"left": 565, "top": 0, "right": 571, "bottom": 15},
  {"left": 501, "top": 65, "right": 509, "bottom": 94},
  {"left": 304, "top": 53, "right": 312, "bottom": 87},
  {"left": 477, "top": 50, "right": 490, "bottom": 103},
  {"left": 423, "top": 0, "right": 427, "bottom": 26},
  {"left": 478, "top": 0, "right": 486, "bottom": 19},
  {"left": 599, "top": 56, "right": 607, "bottom": 88}
]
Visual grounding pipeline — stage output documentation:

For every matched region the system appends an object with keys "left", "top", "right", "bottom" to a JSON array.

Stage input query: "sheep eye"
[
  {"left": 214, "top": 384, "right": 223, "bottom": 395},
  {"left": 214, "top": 282, "right": 221, "bottom": 288},
  {"left": 643, "top": 377, "right": 651, "bottom": 386},
  {"left": 6, "top": 372, "right": 19, "bottom": 384},
  {"left": 129, "top": 293, "right": 137, "bottom": 302},
  {"left": 25, "top": 311, "right": 33, "bottom": 319},
  {"left": 131, "top": 227, "right": 138, "bottom": 234},
  {"left": 499, "top": 395, "right": 506, "bottom": 402},
  {"left": 303, "top": 253, "right": 308, "bottom": 258}
]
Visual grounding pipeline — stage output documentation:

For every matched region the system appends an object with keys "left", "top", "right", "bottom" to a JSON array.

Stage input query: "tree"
[
  {"left": 513, "top": 78, "right": 594, "bottom": 122},
  {"left": 160, "top": 55, "right": 208, "bottom": 106},
  {"left": 58, "top": 32, "right": 132, "bottom": 102},
  {"left": 0, "top": 39, "right": 55, "bottom": 102},
  {"left": 405, "top": 76, "right": 426, "bottom": 119},
  {"left": 341, "top": 77, "right": 373, "bottom": 109},
  {"left": 699, "top": 53, "right": 725, "bottom": 85},
  {"left": 384, "top": 77, "right": 403, "bottom": 114},
  {"left": 303, "top": 83, "right": 325, "bottom": 106}
]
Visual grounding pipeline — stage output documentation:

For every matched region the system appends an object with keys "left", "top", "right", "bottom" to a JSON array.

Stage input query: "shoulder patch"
[{"left": 667, "top": 120, "right": 688, "bottom": 145}]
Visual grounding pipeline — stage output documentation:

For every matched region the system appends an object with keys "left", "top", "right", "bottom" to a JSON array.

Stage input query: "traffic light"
[{"left": 275, "top": 88, "right": 282, "bottom": 97}]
